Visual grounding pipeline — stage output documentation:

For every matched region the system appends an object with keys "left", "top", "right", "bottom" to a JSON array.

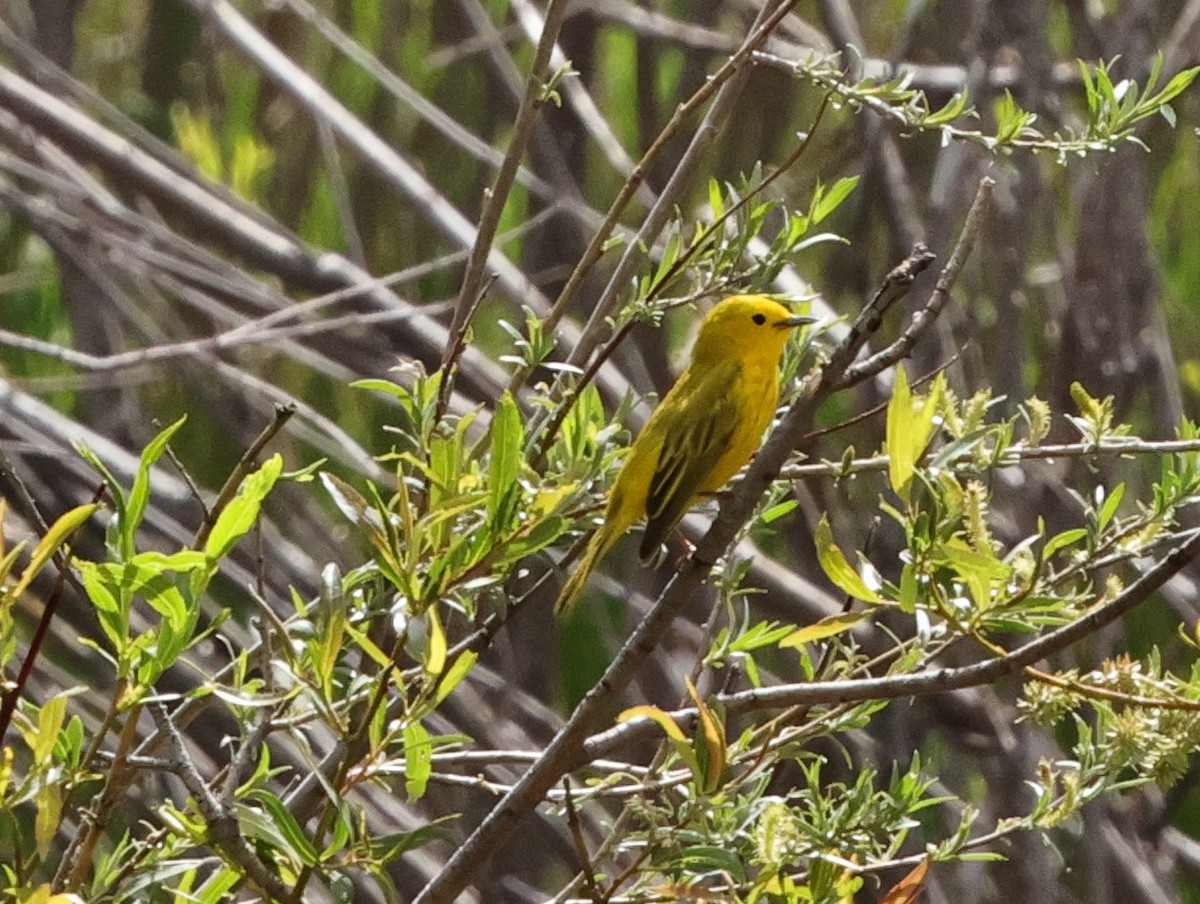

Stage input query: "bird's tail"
[{"left": 554, "top": 524, "right": 618, "bottom": 615}]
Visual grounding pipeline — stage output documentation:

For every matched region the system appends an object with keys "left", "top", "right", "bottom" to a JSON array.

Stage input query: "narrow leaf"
[
  {"left": 810, "top": 175, "right": 859, "bottom": 224},
  {"left": 434, "top": 651, "right": 477, "bottom": 706},
  {"left": 617, "top": 705, "right": 687, "bottom": 742},
  {"left": 205, "top": 455, "right": 283, "bottom": 561},
  {"left": 815, "top": 516, "right": 883, "bottom": 603},
  {"left": 253, "top": 792, "right": 320, "bottom": 867},
  {"left": 1096, "top": 482, "right": 1125, "bottom": 532},
  {"left": 686, "top": 679, "right": 726, "bottom": 794},
  {"left": 424, "top": 606, "right": 447, "bottom": 678},
  {"left": 780, "top": 611, "right": 870, "bottom": 647},
  {"left": 10, "top": 503, "right": 99, "bottom": 601},
  {"left": 127, "top": 416, "right": 187, "bottom": 553},
  {"left": 886, "top": 365, "right": 915, "bottom": 495}
]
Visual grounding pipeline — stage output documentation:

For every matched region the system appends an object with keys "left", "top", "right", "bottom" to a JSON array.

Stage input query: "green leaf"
[
  {"left": 77, "top": 560, "right": 129, "bottom": 649},
  {"left": 249, "top": 791, "right": 320, "bottom": 867},
  {"left": 434, "top": 651, "right": 477, "bottom": 706},
  {"left": 760, "top": 499, "right": 799, "bottom": 524},
  {"left": 369, "top": 823, "right": 454, "bottom": 863},
  {"left": 501, "top": 515, "right": 567, "bottom": 561},
  {"left": 686, "top": 679, "right": 726, "bottom": 795},
  {"left": 488, "top": 392, "right": 523, "bottom": 529},
  {"left": 886, "top": 365, "right": 915, "bottom": 496},
  {"left": 404, "top": 721, "right": 433, "bottom": 802},
  {"left": 809, "top": 175, "right": 859, "bottom": 224},
  {"left": 35, "top": 780, "right": 62, "bottom": 859},
  {"left": 127, "top": 416, "right": 186, "bottom": 557},
  {"left": 74, "top": 443, "right": 127, "bottom": 535},
  {"left": 129, "top": 550, "right": 210, "bottom": 572},
  {"left": 31, "top": 694, "right": 69, "bottom": 764},
  {"left": 727, "top": 621, "right": 796, "bottom": 653},
  {"left": 205, "top": 455, "right": 283, "bottom": 561},
  {"left": 425, "top": 606, "right": 447, "bottom": 678},
  {"left": 1096, "top": 482, "right": 1125, "bottom": 532},
  {"left": 1044, "top": 527, "right": 1088, "bottom": 558},
  {"left": 934, "top": 538, "right": 1011, "bottom": 610},
  {"left": 815, "top": 515, "right": 883, "bottom": 603},
  {"left": 886, "top": 367, "right": 945, "bottom": 500},
  {"left": 708, "top": 177, "right": 724, "bottom": 220}
]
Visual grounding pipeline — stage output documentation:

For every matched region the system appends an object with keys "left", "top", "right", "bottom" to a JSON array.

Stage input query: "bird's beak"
[{"left": 776, "top": 314, "right": 817, "bottom": 330}]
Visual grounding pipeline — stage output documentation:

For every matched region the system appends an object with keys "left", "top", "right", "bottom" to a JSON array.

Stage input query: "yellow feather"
[{"left": 554, "top": 295, "right": 813, "bottom": 614}]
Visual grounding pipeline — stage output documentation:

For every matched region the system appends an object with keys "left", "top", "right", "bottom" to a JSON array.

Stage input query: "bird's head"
[{"left": 691, "top": 295, "right": 815, "bottom": 366}]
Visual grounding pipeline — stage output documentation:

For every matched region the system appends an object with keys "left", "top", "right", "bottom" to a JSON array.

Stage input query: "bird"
[{"left": 554, "top": 295, "right": 815, "bottom": 614}]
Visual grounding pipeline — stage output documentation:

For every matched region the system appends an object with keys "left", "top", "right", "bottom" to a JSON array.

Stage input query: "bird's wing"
[{"left": 640, "top": 368, "right": 739, "bottom": 561}]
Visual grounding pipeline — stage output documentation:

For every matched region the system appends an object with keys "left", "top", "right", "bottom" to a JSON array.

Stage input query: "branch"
[
  {"left": 520, "top": 0, "right": 807, "bottom": 373},
  {"left": 583, "top": 526, "right": 1200, "bottom": 755},
  {"left": 779, "top": 436, "right": 1200, "bottom": 481},
  {"left": 447, "top": 0, "right": 570, "bottom": 344},
  {"left": 835, "top": 177, "right": 994, "bottom": 389},
  {"left": 414, "top": 240, "right": 934, "bottom": 903},
  {"left": 149, "top": 703, "right": 294, "bottom": 902}
]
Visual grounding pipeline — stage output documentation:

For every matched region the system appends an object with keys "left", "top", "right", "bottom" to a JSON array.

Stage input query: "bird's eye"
[{"left": 752, "top": 313, "right": 767, "bottom": 325}]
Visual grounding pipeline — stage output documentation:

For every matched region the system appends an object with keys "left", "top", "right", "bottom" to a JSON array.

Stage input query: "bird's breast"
[{"left": 700, "top": 362, "right": 779, "bottom": 494}]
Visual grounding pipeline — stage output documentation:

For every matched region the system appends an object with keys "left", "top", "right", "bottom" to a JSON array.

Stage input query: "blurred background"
[{"left": 2, "top": 1, "right": 1200, "bottom": 900}]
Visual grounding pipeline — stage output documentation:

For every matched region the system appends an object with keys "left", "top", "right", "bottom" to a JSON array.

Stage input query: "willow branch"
[
  {"left": 582, "top": 526, "right": 1200, "bottom": 757},
  {"left": 414, "top": 241, "right": 934, "bottom": 904}
]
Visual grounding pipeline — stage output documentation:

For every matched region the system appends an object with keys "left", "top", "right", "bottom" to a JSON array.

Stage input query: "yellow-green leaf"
[
  {"left": 780, "top": 611, "right": 870, "bottom": 648},
  {"left": 404, "top": 721, "right": 433, "bottom": 802},
  {"left": 886, "top": 367, "right": 945, "bottom": 500},
  {"left": 35, "top": 781, "right": 62, "bottom": 859},
  {"left": 815, "top": 516, "right": 883, "bottom": 603},
  {"left": 32, "top": 694, "right": 68, "bottom": 764},
  {"left": 617, "top": 705, "right": 687, "bottom": 742},
  {"left": 11, "top": 503, "right": 99, "bottom": 601},
  {"left": 488, "top": 392, "right": 523, "bottom": 528},
  {"left": 205, "top": 455, "right": 283, "bottom": 561},
  {"left": 434, "top": 650, "right": 478, "bottom": 706},
  {"left": 425, "top": 606, "right": 447, "bottom": 678},
  {"left": 886, "top": 365, "right": 915, "bottom": 494}
]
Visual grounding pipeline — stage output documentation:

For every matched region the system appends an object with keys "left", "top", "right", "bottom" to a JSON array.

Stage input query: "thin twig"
[
  {"left": 804, "top": 344, "right": 966, "bottom": 439},
  {"left": 436, "top": 272, "right": 499, "bottom": 426},
  {"left": 448, "top": 0, "right": 570, "bottom": 342},
  {"left": 563, "top": 779, "right": 605, "bottom": 903},
  {"left": 0, "top": 497, "right": 94, "bottom": 744},
  {"left": 0, "top": 455, "right": 101, "bottom": 744},
  {"left": 582, "top": 527, "right": 1200, "bottom": 756},
  {"left": 779, "top": 436, "right": 1200, "bottom": 481},
  {"left": 823, "top": 243, "right": 937, "bottom": 382},
  {"left": 835, "top": 177, "right": 993, "bottom": 389},
  {"left": 510, "top": 0, "right": 807, "bottom": 390},
  {"left": 153, "top": 419, "right": 210, "bottom": 518}
]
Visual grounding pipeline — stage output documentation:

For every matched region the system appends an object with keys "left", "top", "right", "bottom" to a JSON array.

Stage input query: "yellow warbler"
[{"left": 555, "top": 295, "right": 814, "bottom": 614}]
